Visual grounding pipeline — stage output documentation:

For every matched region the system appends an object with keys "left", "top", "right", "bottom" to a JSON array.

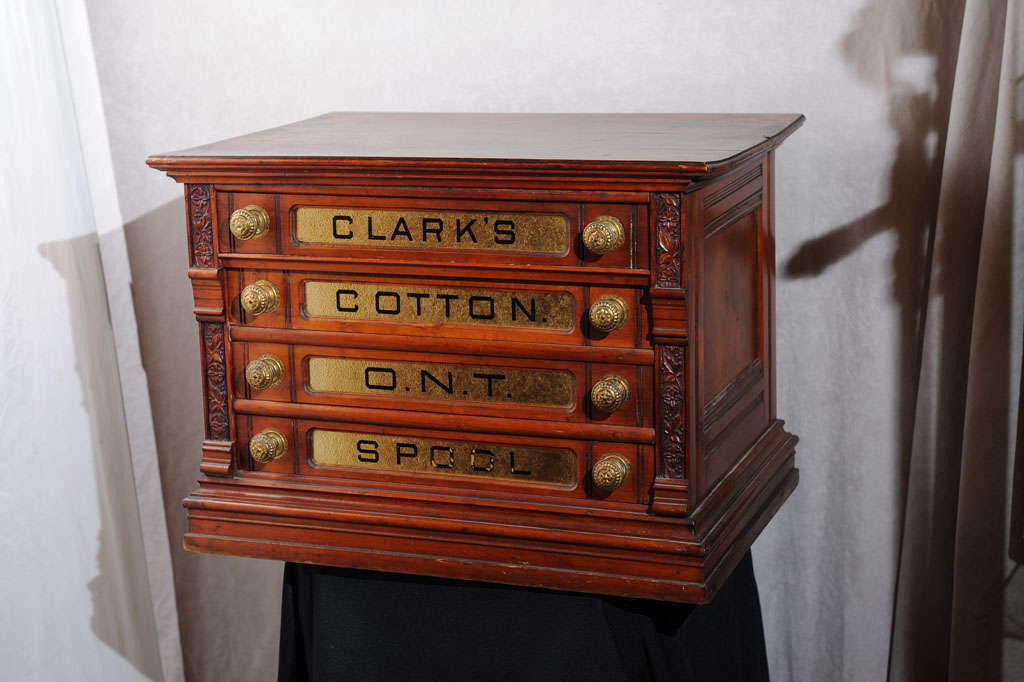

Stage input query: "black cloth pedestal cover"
[{"left": 278, "top": 552, "right": 769, "bottom": 682}]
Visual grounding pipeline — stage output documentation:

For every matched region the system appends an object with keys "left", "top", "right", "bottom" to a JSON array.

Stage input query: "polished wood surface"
[
  {"left": 148, "top": 113, "right": 801, "bottom": 603},
  {"left": 155, "top": 112, "right": 802, "bottom": 163},
  {"left": 147, "top": 113, "right": 804, "bottom": 185}
]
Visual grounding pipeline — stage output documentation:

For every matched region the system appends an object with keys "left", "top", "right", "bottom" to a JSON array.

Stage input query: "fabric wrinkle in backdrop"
[
  {"left": 1, "top": 0, "right": 1021, "bottom": 680},
  {"left": 1, "top": 1, "right": 179, "bottom": 680}
]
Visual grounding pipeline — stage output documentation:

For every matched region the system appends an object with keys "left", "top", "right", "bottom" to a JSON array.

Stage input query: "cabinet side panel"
[{"left": 694, "top": 162, "right": 770, "bottom": 501}]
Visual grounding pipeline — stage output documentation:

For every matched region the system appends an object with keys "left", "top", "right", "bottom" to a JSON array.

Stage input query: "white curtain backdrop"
[
  {"left": 2, "top": 1, "right": 1020, "bottom": 680},
  {"left": 0, "top": 1, "right": 181, "bottom": 680}
]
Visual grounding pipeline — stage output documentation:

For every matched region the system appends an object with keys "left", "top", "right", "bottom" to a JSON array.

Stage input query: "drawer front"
[
  {"left": 232, "top": 342, "right": 649, "bottom": 428},
  {"left": 218, "top": 192, "right": 646, "bottom": 270},
  {"left": 236, "top": 415, "right": 651, "bottom": 505},
  {"left": 228, "top": 270, "right": 650, "bottom": 349}
]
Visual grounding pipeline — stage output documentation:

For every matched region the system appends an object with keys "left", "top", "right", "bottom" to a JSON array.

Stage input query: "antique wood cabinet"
[{"left": 148, "top": 113, "right": 802, "bottom": 603}]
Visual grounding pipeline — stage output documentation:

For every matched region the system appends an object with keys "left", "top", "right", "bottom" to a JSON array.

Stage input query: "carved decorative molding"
[
  {"left": 199, "top": 441, "right": 232, "bottom": 477},
  {"left": 187, "top": 184, "right": 215, "bottom": 268},
  {"left": 202, "top": 322, "right": 230, "bottom": 441},
  {"left": 703, "top": 164, "right": 762, "bottom": 208},
  {"left": 704, "top": 191, "right": 762, "bottom": 239},
  {"left": 702, "top": 359, "right": 764, "bottom": 427},
  {"left": 659, "top": 344, "right": 686, "bottom": 479},
  {"left": 654, "top": 193, "right": 682, "bottom": 289}
]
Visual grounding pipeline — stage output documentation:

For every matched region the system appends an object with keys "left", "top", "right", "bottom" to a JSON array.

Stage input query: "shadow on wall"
[
  {"left": 787, "top": 0, "right": 1015, "bottom": 679},
  {"left": 122, "top": 197, "right": 282, "bottom": 682},
  {"left": 39, "top": 234, "right": 163, "bottom": 681},
  {"left": 788, "top": 0, "right": 963, "bottom": 490}
]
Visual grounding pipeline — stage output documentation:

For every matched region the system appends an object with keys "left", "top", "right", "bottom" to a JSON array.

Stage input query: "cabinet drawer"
[
  {"left": 236, "top": 416, "right": 652, "bottom": 506},
  {"left": 218, "top": 192, "right": 647, "bottom": 270},
  {"left": 228, "top": 270, "right": 650, "bottom": 349},
  {"left": 232, "top": 342, "right": 650, "bottom": 428}
]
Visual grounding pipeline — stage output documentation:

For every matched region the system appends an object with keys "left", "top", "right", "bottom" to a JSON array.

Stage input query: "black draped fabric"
[{"left": 278, "top": 552, "right": 769, "bottom": 682}]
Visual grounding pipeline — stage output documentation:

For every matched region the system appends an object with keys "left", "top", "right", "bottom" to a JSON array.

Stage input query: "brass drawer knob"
[
  {"left": 591, "top": 374, "right": 630, "bottom": 413},
  {"left": 240, "top": 280, "right": 280, "bottom": 316},
  {"left": 245, "top": 354, "right": 285, "bottom": 391},
  {"left": 592, "top": 454, "right": 630, "bottom": 493},
  {"left": 589, "top": 295, "right": 629, "bottom": 333},
  {"left": 582, "top": 215, "right": 625, "bottom": 255},
  {"left": 229, "top": 204, "right": 270, "bottom": 240},
  {"left": 250, "top": 428, "right": 288, "bottom": 464}
]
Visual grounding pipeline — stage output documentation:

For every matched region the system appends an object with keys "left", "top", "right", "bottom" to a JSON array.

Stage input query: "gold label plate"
[
  {"left": 307, "top": 357, "right": 576, "bottom": 407},
  {"left": 294, "top": 207, "right": 569, "bottom": 253},
  {"left": 310, "top": 429, "right": 577, "bottom": 485},
  {"left": 304, "top": 281, "right": 575, "bottom": 330}
]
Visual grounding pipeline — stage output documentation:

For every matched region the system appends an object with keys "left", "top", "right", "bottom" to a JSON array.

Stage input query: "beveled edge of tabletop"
[{"left": 147, "top": 113, "right": 805, "bottom": 184}]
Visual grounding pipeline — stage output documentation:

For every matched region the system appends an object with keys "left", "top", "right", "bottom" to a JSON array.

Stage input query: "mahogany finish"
[{"left": 148, "top": 113, "right": 802, "bottom": 603}]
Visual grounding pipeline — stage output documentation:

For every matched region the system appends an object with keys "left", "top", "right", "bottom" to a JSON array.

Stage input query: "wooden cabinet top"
[{"left": 148, "top": 113, "right": 803, "bottom": 180}]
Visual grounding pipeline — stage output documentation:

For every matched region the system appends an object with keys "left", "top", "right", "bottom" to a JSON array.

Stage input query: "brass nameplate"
[
  {"left": 304, "top": 281, "right": 575, "bottom": 330},
  {"left": 294, "top": 207, "right": 569, "bottom": 253},
  {"left": 307, "top": 358, "right": 575, "bottom": 408},
  {"left": 310, "top": 429, "right": 576, "bottom": 485}
]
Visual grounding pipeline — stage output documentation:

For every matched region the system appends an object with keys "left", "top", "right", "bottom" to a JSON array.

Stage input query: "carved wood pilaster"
[
  {"left": 658, "top": 345, "right": 687, "bottom": 479},
  {"left": 654, "top": 193, "right": 682, "bottom": 289},
  {"left": 200, "top": 321, "right": 232, "bottom": 476},
  {"left": 651, "top": 192, "right": 688, "bottom": 493},
  {"left": 187, "top": 184, "right": 215, "bottom": 268},
  {"left": 188, "top": 183, "right": 231, "bottom": 474},
  {"left": 201, "top": 322, "right": 229, "bottom": 441}
]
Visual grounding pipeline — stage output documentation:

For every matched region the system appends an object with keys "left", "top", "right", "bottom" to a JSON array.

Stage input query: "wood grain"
[
  {"left": 154, "top": 112, "right": 803, "bottom": 164},
  {"left": 150, "top": 114, "right": 802, "bottom": 603}
]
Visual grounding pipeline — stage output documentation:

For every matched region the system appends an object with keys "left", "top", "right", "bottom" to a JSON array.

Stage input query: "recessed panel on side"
[
  {"left": 701, "top": 211, "right": 760, "bottom": 404},
  {"left": 697, "top": 208, "right": 770, "bottom": 499}
]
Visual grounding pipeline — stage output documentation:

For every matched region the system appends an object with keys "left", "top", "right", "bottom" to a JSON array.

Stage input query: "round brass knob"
[
  {"left": 582, "top": 215, "right": 625, "bottom": 255},
  {"left": 229, "top": 204, "right": 270, "bottom": 240},
  {"left": 591, "top": 374, "right": 630, "bottom": 413},
  {"left": 240, "top": 280, "right": 280, "bottom": 316},
  {"left": 589, "top": 295, "right": 629, "bottom": 333},
  {"left": 250, "top": 428, "right": 288, "bottom": 464},
  {"left": 245, "top": 354, "right": 285, "bottom": 391},
  {"left": 592, "top": 454, "right": 630, "bottom": 493}
]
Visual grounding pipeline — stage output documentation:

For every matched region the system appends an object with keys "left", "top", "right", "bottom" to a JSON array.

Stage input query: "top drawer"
[{"left": 217, "top": 192, "right": 648, "bottom": 271}]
